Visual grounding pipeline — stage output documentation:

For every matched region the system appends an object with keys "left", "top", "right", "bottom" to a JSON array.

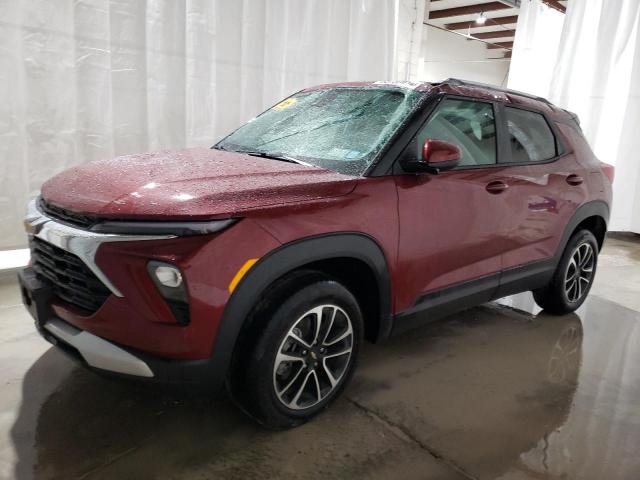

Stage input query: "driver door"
[{"left": 394, "top": 97, "right": 511, "bottom": 319}]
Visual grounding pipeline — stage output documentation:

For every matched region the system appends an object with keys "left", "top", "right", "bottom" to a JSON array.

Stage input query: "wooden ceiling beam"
[
  {"left": 430, "top": 2, "right": 510, "bottom": 20},
  {"left": 541, "top": 0, "right": 566, "bottom": 13},
  {"left": 486, "top": 41, "right": 514, "bottom": 49},
  {"left": 445, "top": 15, "right": 519, "bottom": 30},
  {"left": 469, "top": 29, "right": 516, "bottom": 39}
]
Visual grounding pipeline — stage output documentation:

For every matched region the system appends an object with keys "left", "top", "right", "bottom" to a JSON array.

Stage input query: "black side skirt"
[{"left": 391, "top": 259, "right": 556, "bottom": 336}]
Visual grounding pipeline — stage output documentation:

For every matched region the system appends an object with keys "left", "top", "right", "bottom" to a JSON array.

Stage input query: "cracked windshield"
[{"left": 216, "top": 87, "right": 423, "bottom": 176}]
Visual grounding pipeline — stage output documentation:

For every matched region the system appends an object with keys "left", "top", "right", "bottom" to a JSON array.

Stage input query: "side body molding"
[{"left": 209, "top": 233, "right": 393, "bottom": 384}]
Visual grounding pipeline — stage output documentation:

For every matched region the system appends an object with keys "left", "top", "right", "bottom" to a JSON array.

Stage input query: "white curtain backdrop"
[
  {"left": 507, "top": 0, "right": 564, "bottom": 97},
  {"left": 509, "top": 0, "right": 640, "bottom": 233},
  {"left": 0, "top": 0, "right": 422, "bottom": 250},
  {"left": 551, "top": 0, "right": 640, "bottom": 233}
]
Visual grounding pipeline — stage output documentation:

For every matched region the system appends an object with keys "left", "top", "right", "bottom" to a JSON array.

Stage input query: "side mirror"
[{"left": 401, "top": 139, "right": 461, "bottom": 174}]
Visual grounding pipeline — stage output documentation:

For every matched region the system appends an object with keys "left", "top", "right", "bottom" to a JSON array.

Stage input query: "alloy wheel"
[
  {"left": 273, "top": 304, "right": 354, "bottom": 410},
  {"left": 564, "top": 242, "right": 595, "bottom": 303}
]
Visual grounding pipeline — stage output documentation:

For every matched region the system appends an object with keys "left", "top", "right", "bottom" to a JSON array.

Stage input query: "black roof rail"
[{"left": 441, "top": 78, "right": 553, "bottom": 105}]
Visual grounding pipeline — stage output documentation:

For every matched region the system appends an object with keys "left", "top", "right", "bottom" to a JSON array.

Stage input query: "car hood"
[{"left": 40, "top": 148, "right": 357, "bottom": 219}]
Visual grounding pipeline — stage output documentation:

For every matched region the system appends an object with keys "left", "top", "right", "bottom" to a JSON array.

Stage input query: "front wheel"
[
  {"left": 533, "top": 229, "right": 599, "bottom": 314},
  {"left": 232, "top": 273, "right": 363, "bottom": 429}
]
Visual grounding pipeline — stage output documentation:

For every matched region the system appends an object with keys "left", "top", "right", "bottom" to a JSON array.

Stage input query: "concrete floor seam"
[
  {"left": 76, "top": 445, "right": 141, "bottom": 480},
  {"left": 345, "top": 396, "right": 478, "bottom": 480}
]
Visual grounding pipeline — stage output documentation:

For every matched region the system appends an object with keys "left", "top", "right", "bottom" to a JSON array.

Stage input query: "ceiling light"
[{"left": 476, "top": 12, "right": 487, "bottom": 24}]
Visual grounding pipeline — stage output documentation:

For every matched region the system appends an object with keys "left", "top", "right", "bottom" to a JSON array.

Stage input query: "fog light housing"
[{"left": 147, "top": 261, "right": 190, "bottom": 325}]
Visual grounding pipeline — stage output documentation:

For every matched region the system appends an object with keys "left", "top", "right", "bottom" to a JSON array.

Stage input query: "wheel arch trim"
[
  {"left": 211, "top": 232, "right": 393, "bottom": 381},
  {"left": 555, "top": 200, "right": 609, "bottom": 260}
]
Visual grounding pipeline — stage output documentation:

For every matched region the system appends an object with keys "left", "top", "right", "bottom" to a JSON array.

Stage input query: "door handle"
[
  {"left": 486, "top": 180, "right": 508, "bottom": 194},
  {"left": 566, "top": 174, "right": 583, "bottom": 186}
]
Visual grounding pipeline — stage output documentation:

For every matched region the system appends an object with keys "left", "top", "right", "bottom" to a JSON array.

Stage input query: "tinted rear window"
[{"left": 505, "top": 107, "right": 556, "bottom": 163}]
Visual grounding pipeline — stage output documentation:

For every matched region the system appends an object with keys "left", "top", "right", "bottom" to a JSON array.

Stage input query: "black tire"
[
  {"left": 230, "top": 271, "right": 363, "bottom": 429},
  {"left": 533, "top": 229, "right": 599, "bottom": 314}
]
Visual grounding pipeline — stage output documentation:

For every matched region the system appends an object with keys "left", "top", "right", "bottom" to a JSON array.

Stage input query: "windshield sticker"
[{"left": 273, "top": 98, "right": 297, "bottom": 110}]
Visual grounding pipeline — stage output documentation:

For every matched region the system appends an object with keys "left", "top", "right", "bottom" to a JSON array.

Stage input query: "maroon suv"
[{"left": 19, "top": 78, "right": 613, "bottom": 428}]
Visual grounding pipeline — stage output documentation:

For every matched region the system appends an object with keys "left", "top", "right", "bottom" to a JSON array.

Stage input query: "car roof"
[{"left": 302, "top": 78, "right": 572, "bottom": 121}]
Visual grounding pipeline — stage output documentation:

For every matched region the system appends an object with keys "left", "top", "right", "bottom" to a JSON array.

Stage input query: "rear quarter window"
[{"left": 504, "top": 107, "right": 557, "bottom": 163}]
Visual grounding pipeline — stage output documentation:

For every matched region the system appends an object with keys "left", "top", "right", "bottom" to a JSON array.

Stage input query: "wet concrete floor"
[{"left": 0, "top": 234, "right": 639, "bottom": 479}]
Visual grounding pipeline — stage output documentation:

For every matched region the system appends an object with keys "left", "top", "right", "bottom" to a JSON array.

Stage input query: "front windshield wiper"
[{"left": 234, "top": 149, "right": 316, "bottom": 168}]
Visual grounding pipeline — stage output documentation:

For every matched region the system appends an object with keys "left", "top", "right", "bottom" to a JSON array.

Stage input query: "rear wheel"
[
  {"left": 232, "top": 272, "right": 363, "bottom": 429},
  {"left": 533, "top": 229, "right": 598, "bottom": 314}
]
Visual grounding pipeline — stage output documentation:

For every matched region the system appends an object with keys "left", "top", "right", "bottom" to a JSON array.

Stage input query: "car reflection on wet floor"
[
  {"left": 352, "top": 295, "right": 640, "bottom": 479},
  {"left": 3, "top": 237, "right": 640, "bottom": 479}
]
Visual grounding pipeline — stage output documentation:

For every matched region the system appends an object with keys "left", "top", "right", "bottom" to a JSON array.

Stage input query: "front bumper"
[
  {"left": 43, "top": 318, "right": 153, "bottom": 377},
  {"left": 22, "top": 197, "right": 225, "bottom": 359},
  {"left": 19, "top": 198, "right": 283, "bottom": 386},
  {"left": 18, "top": 267, "right": 225, "bottom": 388}
]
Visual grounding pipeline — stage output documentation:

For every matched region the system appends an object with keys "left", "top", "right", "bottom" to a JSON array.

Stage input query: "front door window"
[{"left": 416, "top": 99, "right": 497, "bottom": 167}]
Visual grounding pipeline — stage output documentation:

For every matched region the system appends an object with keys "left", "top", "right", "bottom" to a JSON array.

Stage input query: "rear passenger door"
[{"left": 495, "top": 104, "right": 586, "bottom": 274}]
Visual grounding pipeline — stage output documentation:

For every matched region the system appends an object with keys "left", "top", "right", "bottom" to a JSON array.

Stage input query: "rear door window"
[{"left": 504, "top": 107, "right": 556, "bottom": 163}]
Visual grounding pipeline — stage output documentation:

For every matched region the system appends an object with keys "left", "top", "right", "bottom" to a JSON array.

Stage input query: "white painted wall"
[{"left": 420, "top": 25, "right": 511, "bottom": 86}]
